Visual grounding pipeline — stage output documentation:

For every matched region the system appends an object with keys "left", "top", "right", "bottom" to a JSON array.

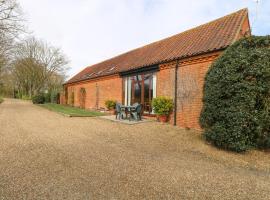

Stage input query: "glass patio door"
[
  {"left": 143, "top": 74, "right": 153, "bottom": 113},
  {"left": 125, "top": 73, "right": 156, "bottom": 114}
]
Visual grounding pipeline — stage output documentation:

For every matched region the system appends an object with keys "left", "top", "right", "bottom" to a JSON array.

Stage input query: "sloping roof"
[{"left": 66, "top": 8, "right": 248, "bottom": 84}]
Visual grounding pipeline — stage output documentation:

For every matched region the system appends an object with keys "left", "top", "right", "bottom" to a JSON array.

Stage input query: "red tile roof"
[{"left": 66, "top": 8, "right": 248, "bottom": 84}]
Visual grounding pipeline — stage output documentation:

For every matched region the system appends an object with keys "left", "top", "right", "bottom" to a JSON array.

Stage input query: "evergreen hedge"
[
  {"left": 50, "top": 91, "right": 59, "bottom": 104},
  {"left": 32, "top": 93, "right": 45, "bottom": 104},
  {"left": 44, "top": 92, "right": 51, "bottom": 103},
  {"left": 200, "top": 36, "right": 270, "bottom": 152}
]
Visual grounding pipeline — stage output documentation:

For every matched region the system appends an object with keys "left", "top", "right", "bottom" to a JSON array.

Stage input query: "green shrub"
[
  {"left": 44, "top": 92, "right": 51, "bottom": 103},
  {"left": 50, "top": 91, "right": 59, "bottom": 104},
  {"left": 256, "top": 111, "right": 270, "bottom": 149},
  {"left": 200, "top": 36, "right": 270, "bottom": 152},
  {"left": 105, "top": 100, "right": 116, "bottom": 110},
  {"left": 15, "top": 92, "right": 22, "bottom": 99},
  {"left": 152, "top": 96, "right": 173, "bottom": 116},
  {"left": 32, "top": 93, "right": 45, "bottom": 104},
  {"left": 22, "top": 95, "right": 32, "bottom": 100}
]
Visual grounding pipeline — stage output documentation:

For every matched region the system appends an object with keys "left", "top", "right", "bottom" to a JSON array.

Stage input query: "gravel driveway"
[{"left": 0, "top": 99, "right": 269, "bottom": 200}]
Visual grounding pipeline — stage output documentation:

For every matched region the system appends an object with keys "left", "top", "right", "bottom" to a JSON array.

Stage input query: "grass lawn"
[{"left": 40, "top": 103, "right": 105, "bottom": 117}]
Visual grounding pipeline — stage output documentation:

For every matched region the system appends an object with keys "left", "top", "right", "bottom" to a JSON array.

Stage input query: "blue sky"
[{"left": 19, "top": 0, "right": 270, "bottom": 77}]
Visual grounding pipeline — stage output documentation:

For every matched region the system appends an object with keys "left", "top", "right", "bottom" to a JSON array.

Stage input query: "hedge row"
[{"left": 32, "top": 92, "right": 59, "bottom": 104}]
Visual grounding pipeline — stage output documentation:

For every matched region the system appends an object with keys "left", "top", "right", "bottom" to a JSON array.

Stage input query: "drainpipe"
[{"left": 174, "top": 60, "right": 180, "bottom": 126}]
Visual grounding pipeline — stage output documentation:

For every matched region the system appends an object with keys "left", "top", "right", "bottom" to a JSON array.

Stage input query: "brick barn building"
[{"left": 62, "top": 9, "right": 251, "bottom": 130}]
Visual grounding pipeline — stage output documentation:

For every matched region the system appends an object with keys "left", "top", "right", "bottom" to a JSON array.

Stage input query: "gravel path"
[{"left": 0, "top": 98, "right": 269, "bottom": 200}]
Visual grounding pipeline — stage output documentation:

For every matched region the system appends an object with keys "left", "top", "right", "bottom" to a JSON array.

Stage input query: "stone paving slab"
[{"left": 99, "top": 115, "right": 155, "bottom": 125}]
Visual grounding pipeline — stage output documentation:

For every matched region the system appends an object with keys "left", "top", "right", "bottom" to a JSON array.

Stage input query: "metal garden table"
[{"left": 120, "top": 105, "right": 136, "bottom": 121}]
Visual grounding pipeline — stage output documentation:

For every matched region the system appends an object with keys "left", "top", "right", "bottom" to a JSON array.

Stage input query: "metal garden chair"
[
  {"left": 115, "top": 103, "right": 126, "bottom": 120},
  {"left": 130, "top": 103, "right": 142, "bottom": 121}
]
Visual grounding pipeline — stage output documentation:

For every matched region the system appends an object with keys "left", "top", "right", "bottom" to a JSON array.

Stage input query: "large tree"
[
  {"left": 12, "top": 37, "right": 69, "bottom": 97},
  {"left": 0, "top": 0, "right": 24, "bottom": 95}
]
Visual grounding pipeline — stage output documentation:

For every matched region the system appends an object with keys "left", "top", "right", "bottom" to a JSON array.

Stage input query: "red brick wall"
[
  {"left": 157, "top": 54, "right": 219, "bottom": 130},
  {"left": 63, "top": 13, "right": 251, "bottom": 130},
  {"left": 64, "top": 53, "right": 220, "bottom": 130},
  {"left": 60, "top": 92, "right": 66, "bottom": 105},
  {"left": 155, "top": 14, "right": 251, "bottom": 130},
  {"left": 65, "top": 75, "right": 122, "bottom": 110},
  {"left": 157, "top": 63, "right": 176, "bottom": 97},
  {"left": 176, "top": 58, "right": 215, "bottom": 130},
  {"left": 157, "top": 61, "right": 177, "bottom": 124}
]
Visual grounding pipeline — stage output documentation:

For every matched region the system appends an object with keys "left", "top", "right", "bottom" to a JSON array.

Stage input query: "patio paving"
[{"left": 99, "top": 115, "right": 155, "bottom": 125}]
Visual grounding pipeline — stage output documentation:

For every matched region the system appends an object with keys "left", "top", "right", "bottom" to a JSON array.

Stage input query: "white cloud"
[{"left": 18, "top": 0, "right": 270, "bottom": 78}]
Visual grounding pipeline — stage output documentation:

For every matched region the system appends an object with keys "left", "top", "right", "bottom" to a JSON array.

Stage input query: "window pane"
[
  {"left": 144, "top": 74, "right": 153, "bottom": 113},
  {"left": 144, "top": 77, "right": 150, "bottom": 102},
  {"left": 131, "top": 81, "right": 142, "bottom": 104}
]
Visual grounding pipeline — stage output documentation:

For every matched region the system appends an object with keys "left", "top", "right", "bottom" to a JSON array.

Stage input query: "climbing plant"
[{"left": 79, "top": 88, "right": 86, "bottom": 109}]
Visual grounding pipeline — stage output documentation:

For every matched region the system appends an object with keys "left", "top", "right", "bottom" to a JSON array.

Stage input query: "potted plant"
[
  {"left": 105, "top": 100, "right": 116, "bottom": 114},
  {"left": 152, "top": 96, "right": 173, "bottom": 123}
]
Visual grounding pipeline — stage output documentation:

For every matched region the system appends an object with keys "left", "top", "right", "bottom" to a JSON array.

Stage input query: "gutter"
[{"left": 174, "top": 60, "right": 180, "bottom": 126}]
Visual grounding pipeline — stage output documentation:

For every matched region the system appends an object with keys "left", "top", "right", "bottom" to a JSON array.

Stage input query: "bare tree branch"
[
  {"left": 0, "top": 0, "right": 25, "bottom": 36},
  {"left": 11, "top": 37, "right": 69, "bottom": 97}
]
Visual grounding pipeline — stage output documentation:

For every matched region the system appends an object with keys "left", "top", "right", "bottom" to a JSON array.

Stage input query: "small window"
[
  {"left": 108, "top": 66, "right": 116, "bottom": 71},
  {"left": 97, "top": 70, "right": 103, "bottom": 75},
  {"left": 83, "top": 73, "right": 94, "bottom": 79}
]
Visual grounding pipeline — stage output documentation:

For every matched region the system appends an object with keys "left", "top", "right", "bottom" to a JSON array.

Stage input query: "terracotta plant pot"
[
  {"left": 109, "top": 109, "right": 116, "bottom": 115},
  {"left": 158, "top": 115, "right": 168, "bottom": 123}
]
